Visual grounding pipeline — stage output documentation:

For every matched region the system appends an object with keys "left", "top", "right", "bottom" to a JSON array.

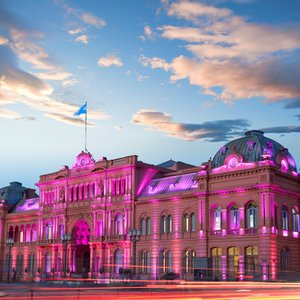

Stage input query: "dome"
[{"left": 212, "top": 130, "right": 297, "bottom": 172}]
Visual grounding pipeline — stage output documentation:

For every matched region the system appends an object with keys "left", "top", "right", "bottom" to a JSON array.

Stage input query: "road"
[{"left": 1, "top": 281, "right": 300, "bottom": 299}]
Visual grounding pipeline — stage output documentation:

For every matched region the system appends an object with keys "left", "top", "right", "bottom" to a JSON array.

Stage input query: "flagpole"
[{"left": 85, "top": 101, "right": 87, "bottom": 152}]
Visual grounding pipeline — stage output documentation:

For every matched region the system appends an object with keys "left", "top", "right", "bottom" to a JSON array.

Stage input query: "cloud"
[
  {"left": 79, "top": 13, "right": 106, "bottom": 27},
  {"left": 132, "top": 109, "right": 250, "bottom": 141},
  {"left": 167, "top": 1, "right": 231, "bottom": 22},
  {"left": 67, "top": 28, "right": 83, "bottom": 35},
  {"left": 35, "top": 71, "right": 72, "bottom": 81},
  {"left": 139, "top": 25, "right": 156, "bottom": 41},
  {"left": 75, "top": 34, "right": 89, "bottom": 44},
  {"left": 0, "top": 107, "right": 21, "bottom": 119},
  {"left": 259, "top": 126, "right": 300, "bottom": 134},
  {"left": 0, "top": 35, "right": 9, "bottom": 45},
  {"left": 0, "top": 5, "right": 109, "bottom": 125},
  {"left": 97, "top": 54, "right": 123, "bottom": 67},
  {"left": 45, "top": 112, "right": 95, "bottom": 127},
  {"left": 139, "top": 55, "right": 171, "bottom": 71},
  {"left": 147, "top": 1, "right": 300, "bottom": 105},
  {"left": 169, "top": 55, "right": 300, "bottom": 103}
]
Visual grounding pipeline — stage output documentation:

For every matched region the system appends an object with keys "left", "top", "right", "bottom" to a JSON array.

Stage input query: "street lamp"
[
  {"left": 61, "top": 233, "right": 71, "bottom": 278},
  {"left": 6, "top": 238, "right": 14, "bottom": 282},
  {"left": 129, "top": 229, "right": 141, "bottom": 275}
]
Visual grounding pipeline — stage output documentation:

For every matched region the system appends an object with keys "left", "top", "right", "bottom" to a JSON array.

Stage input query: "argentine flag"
[{"left": 73, "top": 102, "right": 87, "bottom": 116}]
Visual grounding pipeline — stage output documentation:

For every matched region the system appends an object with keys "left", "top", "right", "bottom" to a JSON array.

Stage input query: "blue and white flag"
[{"left": 73, "top": 103, "right": 87, "bottom": 116}]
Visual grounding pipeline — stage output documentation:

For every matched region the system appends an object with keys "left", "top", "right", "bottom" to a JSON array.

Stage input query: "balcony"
[
  {"left": 245, "top": 228, "right": 257, "bottom": 234},
  {"left": 227, "top": 229, "right": 239, "bottom": 235},
  {"left": 103, "top": 235, "right": 127, "bottom": 242},
  {"left": 210, "top": 230, "right": 222, "bottom": 236}
]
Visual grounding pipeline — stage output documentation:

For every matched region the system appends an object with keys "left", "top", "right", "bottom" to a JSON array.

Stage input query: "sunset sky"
[{"left": 0, "top": 0, "right": 300, "bottom": 190}]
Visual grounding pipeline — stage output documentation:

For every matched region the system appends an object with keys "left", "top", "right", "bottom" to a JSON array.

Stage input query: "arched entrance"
[{"left": 72, "top": 220, "right": 91, "bottom": 277}]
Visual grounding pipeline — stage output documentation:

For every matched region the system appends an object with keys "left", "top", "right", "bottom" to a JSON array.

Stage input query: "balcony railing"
[
  {"left": 227, "top": 229, "right": 239, "bottom": 235},
  {"left": 245, "top": 228, "right": 257, "bottom": 234},
  {"left": 210, "top": 230, "right": 222, "bottom": 236}
]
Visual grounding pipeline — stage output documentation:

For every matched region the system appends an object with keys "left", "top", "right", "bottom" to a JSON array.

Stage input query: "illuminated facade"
[{"left": 1, "top": 130, "right": 300, "bottom": 281}]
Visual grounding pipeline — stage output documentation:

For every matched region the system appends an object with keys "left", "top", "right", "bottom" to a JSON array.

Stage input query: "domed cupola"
[{"left": 212, "top": 130, "right": 297, "bottom": 173}]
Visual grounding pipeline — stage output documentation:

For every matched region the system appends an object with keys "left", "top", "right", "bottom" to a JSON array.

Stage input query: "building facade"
[{"left": 1, "top": 130, "right": 300, "bottom": 281}]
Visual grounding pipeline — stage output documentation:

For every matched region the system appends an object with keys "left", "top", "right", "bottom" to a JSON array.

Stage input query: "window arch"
[
  {"left": 246, "top": 202, "right": 257, "bottom": 228},
  {"left": 161, "top": 216, "right": 167, "bottom": 234},
  {"left": 183, "top": 249, "right": 196, "bottom": 273},
  {"left": 31, "top": 224, "right": 37, "bottom": 241},
  {"left": 114, "top": 249, "right": 123, "bottom": 273},
  {"left": 245, "top": 246, "right": 258, "bottom": 279},
  {"left": 141, "top": 218, "right": 146, "bottom": 235},
  {"left": 280, "top": 247, "right": 290, "bottom": 271},
  {"left": 19, "top": 225, "right": 25, "bottom": 242},
  {"left": 25, "top": 224, "right": 31, "bottom": 242},
  {"left": 140, "top": 251, "right": 151, "bottom": 273},
  {"left": 227, "top": 247, "right": 239, "bottom": 280},
  {"left": 184, "top": 213, "right": 189, "bottom": 232},
  {"left": 146, "top": 217, "right": 151, "bottom": 235},
  {"left": 229, "top": 204, "right": 239, "bottom": 230},
  {"left": 160, "top": 250, "right": 173, "bottom": 273},
  {"left": 213, "top": 207, "right": 222, "bottom": 230},
  {"left": 115, "top": 214, "right": 124, "bottom": 235},
  {"left": 282, "top": 205, "right": 288, "bottom": 231},
  {"left": 211, "top": 248, "right": 222, "bottom": 280},
  {"left": 167, "top": 215, "right": 173, "bottom": 233},
  {"left": 292, "top": 207, "right": 300, "bottom": 232}
]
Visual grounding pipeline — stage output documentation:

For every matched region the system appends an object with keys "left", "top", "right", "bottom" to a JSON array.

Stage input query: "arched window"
[
  {"left": 213, "top": 207, "right": 222, "bottom": 230},
  {"left": 146, "top": 217, "right": 151, "bottom": 235},
  {"left": 184, "top": 213, "right": 189, "bottom": 232},
  {"left": 227, "top": 247, "right": 239, "bottom": 280},
  {"left": 115, "top": 214, "right": 123, "bottom": 235},
  {"left": 114, "top": 249, "right": 123, "bottom": 273},
  {"left": 245, "top": 246, "right": 258, "bottom": 279},
  {"left": 191, "top": 213, "right": 196, "bottom": 232},
  {"left": 183, "top": 250, "right": 196, "bottom": 273},
  {"left": 140, "top": 251, "right": 151, "bottom": 273},
  {"left": 19, "top": 225, "right": 25, "bottom": 242},
  {"left": 25, "top": 224, "right": 31, "bottom": 242},
  {"left": 292, "top": 208, "right": 300, "bottom": 232},
  {"left": 141, "top": 218, "right": 146, "bottom": 235},
  {"left": 280, "top": 248, "right": 290, "bottom": 270},
  {"left": 274, "top": 204, "right": 278, "bottom": 228},
  {"left": 32, "top": 224, "right": 37, "bottom": 241},
  {"left": 8, "top": 226, "right": 13, "bottom": 239},
  {"left": 282, "top": 206, "right": 288, "bottom": 231},
  {"left": 45, "top": 252, "right": 51, "bottom": 273},
  {"left": 14, "top": 226, "right": 19, "bottom": 242},
  {"left": 59, "top": 224, "right": 64, "bottom": 239},
  {"left": 229, "top": 204, "right": 239, "bottom": 230},
  {"left": 45, "top": 221, "right": 52, "bottom": 240},
  {"left": 211, "top": 248, "right": 222, "bottom": 280},
  {"left": 167, "top": 215, "right": 173, "bottom": 233},
  {"left": 246, "top": 202, "right": 257, "bottom": 228},
  {"left": 161, "top": 216, "right": 167, "bottom": 234},
  {"left": 167, "top": 251, "right": 173, "bottom": 272}
]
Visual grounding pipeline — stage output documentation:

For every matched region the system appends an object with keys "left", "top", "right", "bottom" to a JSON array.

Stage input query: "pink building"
[{"left": 1, "top": 130, "right": 300, "bottom": 281}]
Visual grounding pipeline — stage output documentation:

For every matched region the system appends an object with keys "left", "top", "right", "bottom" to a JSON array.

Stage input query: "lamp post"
[
  {"left": 129, "top": 229, "right": 141, "bottom": 275},
  {"left": 6, "top": 238, "right": 14, "bottom": 282},
  {"left": 61, "top": 233, "right": 71, "bottom": 278}
]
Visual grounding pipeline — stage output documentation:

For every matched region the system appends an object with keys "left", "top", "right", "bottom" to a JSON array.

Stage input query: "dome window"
[
  {"left": 220, "top": 146, "right": 227, "bottom": 155},
  {"left": 247, "top": 141, "right": 256, "bottom": 151},
  {"left": 281, "top": 159, "right": 288, "bottom": 172}
]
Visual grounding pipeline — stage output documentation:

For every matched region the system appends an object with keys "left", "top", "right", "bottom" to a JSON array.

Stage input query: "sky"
[{"left": 0, "top": 0, "right": 300, "bottom": 190}]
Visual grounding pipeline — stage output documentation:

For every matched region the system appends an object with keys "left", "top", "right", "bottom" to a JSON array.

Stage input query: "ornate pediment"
[{"left": 73, "top": 151, "right": 95, "bottom": 168}]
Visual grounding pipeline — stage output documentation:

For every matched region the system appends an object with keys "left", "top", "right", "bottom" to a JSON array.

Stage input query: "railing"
[
  {"left": 245, "top": 228, "right": 257, "bottom": 234},
  {"left": 227, "top": 229, "right": 239, "bottom": 235},
  {"left": 103, "top": 235, "right": 127, "bottom": 242},
  {"left": 210, "top": 230, "right": 222, "bottom": 236}
]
